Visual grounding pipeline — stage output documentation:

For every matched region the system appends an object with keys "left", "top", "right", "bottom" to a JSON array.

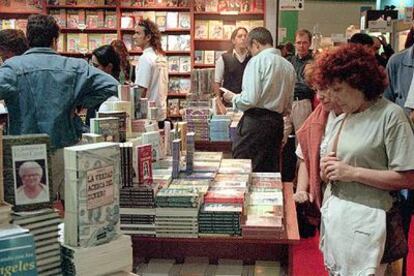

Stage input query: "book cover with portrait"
[{"left": 3, "top": 135, "right": 53, "bottom": 212}]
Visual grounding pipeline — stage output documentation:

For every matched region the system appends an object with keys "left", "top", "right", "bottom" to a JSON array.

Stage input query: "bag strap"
[{"left": 331, "top": 115, "right": 347, "bottom": 155}]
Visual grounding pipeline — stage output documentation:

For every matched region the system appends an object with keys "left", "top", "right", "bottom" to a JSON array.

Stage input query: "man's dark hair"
[
  {"left": 137, "top": 19, "right": 163, "bottom": 54},
  {"left": 27, "top": 14, "right": 59, "bottom": 48},
  {"left": 0, "top": 29, "right": 29, "bottom": 55},
  {"left": 349, "top": 33, "right": 373, "bottom": 46},
  {"left": 248, "top": 27, "right": 273, "bottom": 47},
  {"left": 92, "top": 45, "right": 121, "bottom": 80}
]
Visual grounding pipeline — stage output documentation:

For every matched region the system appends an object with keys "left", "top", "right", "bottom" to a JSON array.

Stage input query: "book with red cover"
[
  {"left": 204, "top": 190, "right": 245, "bottom": 204},
  {"left": 137, "top": 144, "right": 153, "bottom": 185}
]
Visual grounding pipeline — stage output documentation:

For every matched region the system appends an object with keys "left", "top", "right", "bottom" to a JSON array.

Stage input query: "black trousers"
[{"left": 232, "top": 108, "right": 283, "bottom": 172}]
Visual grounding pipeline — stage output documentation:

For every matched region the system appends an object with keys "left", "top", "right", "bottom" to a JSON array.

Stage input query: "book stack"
[
  {"left": 80, "top": 133, "right": 104, "bottom": 144},
  {"left": 120, "top": 184, "right": 159, "bottom": 209},
  {"left": 90, "top": 117, "right": 120, "bottom": 142},
  {"left": 218, "top": 159, "right": 252, "bottom": 174},
  {"left": 12, "top": 209, "right": 63, "bottom": 275},
  {"left": 152, "top": 168, "right": 172, "bottom": 188},
  {"left": 61, "top": 235, "right": 132, "bottom": 276},
  {"left": 119, "top": 207, "right": 156, "bottom": 237},
  {"left": 63, "top": 142, "right": 132, "bottom": 275},
  {"left": 183, "top": 107, "right": 210, "bottom": 142},
  {"left": 0, "top": 226, "right": 37, "bottom": 276},
  {"left": 155, "top": 187, "right": 201, "bottom": 238},
  {"left": 198, "top": 203, "right": 243, "bottom": 237},
  {"left": 0, "top": 203, "right": 11, "bottom": 227},
  {"left": 186, "top": 132, "right": 195, "bottom": 174},
  {"left": 172, "top": 139, "right": 181, "bottom": 179},
  {"left": 209, "top": 115, "right": 231, "bottom": 142},
  {"left": 242, "top": 173, "right": 284, "bottom": 239},
  {"left": 194, "top": 151, "right": 223, "bottom": 163},
  {"left": 97, "top": 111, "right": 128, "bottom": 142},
  {"left": 120, "top": 143, "right": 134, "bottom": 188}
]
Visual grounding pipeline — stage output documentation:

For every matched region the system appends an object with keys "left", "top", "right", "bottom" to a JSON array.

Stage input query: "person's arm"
[
  {"left": 324, "top": 159, "right": 414, "bottom": 190},
  {"left": 213, "top": 56, "right": 225, "bottom": 97},
  {"left": 383, "top": 62, "right": 396, "bottom": 102},
  {"left": 0, "top": 63, "right": 18, "bottom": 101},
  {"left": 78, "top": 65, "right": 118, "bottom": 109},
  {"left": 294, "top": 159, "right": 313, "bottom": 203},
  {"left": 232, "top": 59, "right": 260, "bottom": 111}
]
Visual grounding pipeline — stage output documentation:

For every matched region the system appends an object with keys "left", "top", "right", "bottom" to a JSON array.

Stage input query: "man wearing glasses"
[{"left": 283, "top": 29, "right": 315, "bottom": 144}]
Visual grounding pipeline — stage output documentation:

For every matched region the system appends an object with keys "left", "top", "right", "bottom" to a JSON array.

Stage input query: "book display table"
[{"left": 131, "top": 183, "right": 299, "bottom": 275}]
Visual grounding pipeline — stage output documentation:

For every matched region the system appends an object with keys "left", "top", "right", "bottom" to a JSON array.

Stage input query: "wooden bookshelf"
[
  {"left": 60, "top": 27, "right": 118, "bottom": 33},
  {"left": 119, "top": 6, "right": 191, "bottom": 11},
  {"left": 46, "top": 5, "right": 117, "bottom": 9}
]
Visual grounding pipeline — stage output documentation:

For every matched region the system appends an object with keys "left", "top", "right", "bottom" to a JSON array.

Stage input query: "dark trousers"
[{"left": 232, "top": 108, "right": 283, "bottom": 172}]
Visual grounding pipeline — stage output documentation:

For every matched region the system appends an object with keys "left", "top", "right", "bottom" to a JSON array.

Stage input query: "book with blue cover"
[
  {"left": 0, "top": 225, "right": 37, "bottom": 276},
  {"left": 64, "top": 142, "right": 121, "bottom": 247}
]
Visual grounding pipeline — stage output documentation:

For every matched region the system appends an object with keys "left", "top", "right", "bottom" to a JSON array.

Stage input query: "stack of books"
[
  {"left": 155, "top": 187, "right": 201, "bottom": 238},
  {"left": 198, "top": 203, "right": 243, "bottom": 237},
  {"left": 193, "top": 151, "right": 223, "bottom": 163},
  {"left": 209, "top": 115, "right": 231, "bottom": 142},
  {"left": 119, "top": 184, "right": 159, "bottom": 237},
  {"left": 183, "top": 107, "right": 210, "bottom": 142},
  {"left": 61, "top": 235, "right": 132, "bottom": 276},
  {"left": 242, "top": 173, "right": 285, "bottom": 239},
  {"left": 0, "top": 225, "right": 38, "bottom": 275},
  {"left": 218, "top": 159, "right": 252, "bottom": 174},
  {"left": 12, "top": 209, "right": 63, "bottom": 275},
  {"left": 63, "top": 142, "right": 133, "bottom": 275}
]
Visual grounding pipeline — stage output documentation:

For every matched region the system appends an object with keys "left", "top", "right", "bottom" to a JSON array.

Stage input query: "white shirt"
[
  {"left": 232, "top": 48, "right": 295, "bottom": 114},
  {"left": 15, "top": 183, "right": 49, "bottom": 205},
  {"left": 135, "top": 47, "right": 168, "bottom": 121},
  {"left": 214, "top": 49, "right": 249, "bottom": 83}
]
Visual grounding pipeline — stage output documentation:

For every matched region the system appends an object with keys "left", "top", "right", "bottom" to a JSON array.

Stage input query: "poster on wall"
[{"left": 279, "top": 0, "right": 304, "bottom": 11}]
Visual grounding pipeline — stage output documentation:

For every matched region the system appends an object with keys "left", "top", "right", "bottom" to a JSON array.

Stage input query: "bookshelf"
[{"left": 0, "top": 0, "right": 266, "bottom": 121}]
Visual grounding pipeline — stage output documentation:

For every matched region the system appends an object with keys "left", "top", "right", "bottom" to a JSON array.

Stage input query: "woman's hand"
[
  {"left": 320, "top": 152, "right": 337, "bottom": 182},
  {"left": 325, "top": 159, "right": 357, "bottom": 182},
  {"left": 293, "top": 191, "right": 313, "bottom": 204}
]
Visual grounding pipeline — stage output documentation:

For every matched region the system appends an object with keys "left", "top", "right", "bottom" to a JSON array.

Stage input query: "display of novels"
[
  {"left": 195, "top": 20, "right": 264, "bottom": 40},
  {"left": 61, "top": 235, "right": 132, "bottom": 276},
  {"left": 219, "top": 159, "right": 252, "bottom": 174},
  {"left": 64, "top": 142, "right": 121, "bottom": 247},
  {"left": 195, "top": 0, "right": 264, "bottom": 13},
  {"left": 90, "top": 117, "right": 120, "bottom": 142},
  {"left": 137, "top": 144, "right": 153, "bottom": 185},
  {"left": 198, "top": 203, "right": 242, "bottom": 236},
  {"left": 166, "top": 35, "right": 190, "bottom": 51},
  {"left": 121, "top": 0, "right": 189, "bottom": 7},
  {"left": 86, "top": 10, "right": 105, "bottom": 29},
  {"left": 0, "top": 226, "right": 37, "bottom": 276},
  {"left": 168, "top": 77, "right": 191, "bottom": 94},
  {"left": 97, "top": 111, "right": 127, "bottom": 142},
  {"left": 2, "top": 134, "right": 53, "bottom": 212},
  {"left": 12, "top": 209, "right": 63, "bottom": 274}
]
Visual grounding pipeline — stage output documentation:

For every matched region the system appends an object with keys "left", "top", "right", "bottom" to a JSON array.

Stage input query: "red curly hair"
[{"left": 310, "top": 44, "right": 388, "bottom": 101}]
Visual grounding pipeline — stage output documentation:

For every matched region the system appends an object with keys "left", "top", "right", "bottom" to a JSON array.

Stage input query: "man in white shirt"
[
  {"left": 223, "top": 27, "right": 296, "bottom": 172},
  {"left": 134, "top": 19, "right": 168, "bottom": 123}
]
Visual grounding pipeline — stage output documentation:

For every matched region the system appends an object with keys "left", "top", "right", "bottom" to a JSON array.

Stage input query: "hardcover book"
[
  {"left": 97, "top": 111, "right": 127, "bottom": 142},
  {"left": 179, "top": 56, "right": 191, "bottom": 72},
  {"left": 90, "top": 117, "right": 120, "bottom": 142},
  {"left": 3, "top": 135, "right": 53, "bottom": 212},
  {"left": 167, "top": 35, "right": 180, "bottom": 51},
  {"left": 195, "top": 20, "right": 209, "bottom": 39},
  {"left": 64, "top": 142, "right": 121, "bottom": 247},
  {"left": 208, "top": 20, "right": 223, "bottom": 39},
  {"left": 137, "top": 144, "right": 153, "bottom": 185},
  {"left": 168, "top": 56, "right": 180, "bottom": 73},
  {"left": 178, "top": 35, "right": 191, "bottom": 51},
  {"left": 204, "top": 50, "right": 215, "bottom": 65}
]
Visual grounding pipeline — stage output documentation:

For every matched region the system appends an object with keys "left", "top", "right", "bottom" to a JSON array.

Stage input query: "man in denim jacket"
[{"left": 0, "top": 14, "right": 118, "bottom": 198}]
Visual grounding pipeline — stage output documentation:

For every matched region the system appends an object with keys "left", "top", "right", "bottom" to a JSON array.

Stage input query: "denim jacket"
[
  {"left": 0, "top": 47, "right": 118, "bottom": 149},
  {"left": 384, "top": 46, "right": 414, "bottom": 115}
]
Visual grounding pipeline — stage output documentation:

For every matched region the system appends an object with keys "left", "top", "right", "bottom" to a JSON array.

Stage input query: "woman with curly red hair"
[{"left": 314, "top": 44, "right": 414, "bottom": 275}]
